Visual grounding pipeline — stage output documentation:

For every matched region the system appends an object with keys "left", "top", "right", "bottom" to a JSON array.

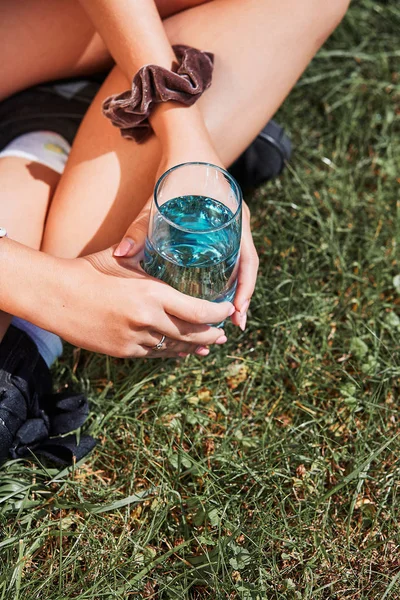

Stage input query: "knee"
[
  {"left": 317, "top": 0, "right": 351, "bottom": 42},
  {"left": 329, "top": 0, "right": 351, "bottom": 28}
]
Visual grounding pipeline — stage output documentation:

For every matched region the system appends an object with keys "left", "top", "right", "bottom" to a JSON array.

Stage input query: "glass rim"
[{"left": 153, "top": 161, "right": 243, "bottom": 234}]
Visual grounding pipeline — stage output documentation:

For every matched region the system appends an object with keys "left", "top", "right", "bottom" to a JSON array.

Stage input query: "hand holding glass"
[{"left": 143, "top": 162, "right": 242, "bottom": 304}]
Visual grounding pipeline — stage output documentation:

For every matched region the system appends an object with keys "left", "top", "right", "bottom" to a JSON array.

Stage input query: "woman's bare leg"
[
  {"left": 42, "top": 0, "right": 350, "bottom": 258},
  {"left": 0, "top": 0, "right": 211, "bottom": 102},
  {"left": 0, "top": 0, "right": 211, "bottom": 336},
  {"left": 0, "top": 0, "right": 211, "bottom": 342},
  {"left": 0, "top": 0, "right": 110, "bottom": 101},
  {"left": 0, "top": 159, "right": 59, "bottom": 339}
]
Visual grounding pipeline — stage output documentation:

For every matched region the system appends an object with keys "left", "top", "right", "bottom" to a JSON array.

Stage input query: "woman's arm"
[
  {"left": 78, "top": 0, "right": 214, "bottom": 153},
  {"left": 78, "top": 0, "right": 176, "bottom": 74},
  {"left": 0, "top": 238, "right": 61, "bottom": 321},
  {"left": 0, "top": 238, "right": 232, "bottom": 358}
]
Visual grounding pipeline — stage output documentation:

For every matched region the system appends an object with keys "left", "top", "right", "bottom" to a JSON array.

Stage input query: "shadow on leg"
[
  {"left": 0, "top": 157, "right": 59, "bottom": 339},
  {"left": 42, "top": 0, "right": 350, "bottom": 259}
]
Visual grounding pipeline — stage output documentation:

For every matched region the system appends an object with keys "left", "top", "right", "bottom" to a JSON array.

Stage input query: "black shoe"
[
  {"left": 0, "top": 326, "right": 51, "bottom": 461},
  {"left": 0, "top": 326, "right": 96, "bottom": 465},
  {"left": 229, "top": 119, "right": 292, "bottom": 192}
]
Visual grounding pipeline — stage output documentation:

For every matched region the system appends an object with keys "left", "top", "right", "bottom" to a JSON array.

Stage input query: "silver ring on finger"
[{"left": 153, "top": 334, "right": 167, "bottom": 351}]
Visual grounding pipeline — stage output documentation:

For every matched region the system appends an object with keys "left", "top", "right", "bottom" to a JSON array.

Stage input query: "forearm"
[
  {"left": 78, "top": 0, "right": 212, "bottom": 148},
  {"left": 78, "top": 0, "right": 175, "bottom": 75},
  {"left": 0, "top": 239, "right": 66, "bottom": 327}
]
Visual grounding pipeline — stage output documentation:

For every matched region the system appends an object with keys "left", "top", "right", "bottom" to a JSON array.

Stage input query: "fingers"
[
  {"left": 231, "top": 204, "right": 259, "bottom": 330},
  {"left": 132, "top": 314, "right": 228, "bottom": 358},
  {"left": 117, "top": 339, "right": 210, "bottom": 359},
  {"left": 139, "top": 330, "right": 199, "bottom": 354},
  {"left": 145, "top": 311, "right": 228, "bottom": 346},
  {"left": 145, "top": 342, "right": 207, "bottom": 357},
  {"left": 137, "top": 344, "right": 210, "bottom": 359},
  {"left": 114, "top": 201, "right": 151, "bottom": 258},
  {"left": 163, "top": 288, "right": 235, "bottom": 326},
  {"left": 141, "top": 325, "right": 227, "bottom": 349}
]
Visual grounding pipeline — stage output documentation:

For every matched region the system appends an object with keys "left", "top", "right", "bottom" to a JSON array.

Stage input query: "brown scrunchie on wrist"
[{"left": 102, "top": 45, "right": 214, "bottom": 143}]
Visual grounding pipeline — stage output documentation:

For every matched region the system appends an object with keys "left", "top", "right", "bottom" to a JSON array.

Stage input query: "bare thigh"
[
  {"left": 0, "top": 0, "right": 110, "bottom": 101},
  {"left": 41, "top": 0, "right": 350, "bottom": 259},
  {"left": 0, "top": 0, "right": 212, "bottom": 101},
  {"left": 0, "top": 158, "right": 59, "bottom": 247},
  {"left": 0, "top": 157, "right": 60, "bottom": 339}
]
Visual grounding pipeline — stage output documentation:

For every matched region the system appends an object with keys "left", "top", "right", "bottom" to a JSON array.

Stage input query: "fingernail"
[
  {"left": 229, "top": 304, "right": 236, "bottom": 316},
  {"left": 178, "top": 352, "right": 190, "bottom": 358},
  {"left": 114, "top": 237, "right": 134, "bottom": 257},
  {"left": 215, "top": 335, "right": 228, "bottom": 345},
  {"left": 239, "top": 312, "right": 247, "bottom": 332},
  {"left": 239, "top": 299, "right": 250, "bottom": 315},
  {"left": 195, "top": 346, "right": 210, "bottom": 356}
]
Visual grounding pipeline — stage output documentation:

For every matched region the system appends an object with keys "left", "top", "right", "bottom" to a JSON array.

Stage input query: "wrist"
[
  {"left": 150, "top": 103, "right": 213, "bottom": 154},
  {"left": 103, "top": 45, "right": 214, "bottom": 145}
]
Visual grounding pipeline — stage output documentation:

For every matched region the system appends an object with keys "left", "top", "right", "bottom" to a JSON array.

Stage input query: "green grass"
[{"left": 1, "top": 1, "right": 399, "bottom": 598}]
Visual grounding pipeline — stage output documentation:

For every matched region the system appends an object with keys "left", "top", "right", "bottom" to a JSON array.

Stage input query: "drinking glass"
[{"left": 143, "top": 162, "right": 242, "bottom": 303}]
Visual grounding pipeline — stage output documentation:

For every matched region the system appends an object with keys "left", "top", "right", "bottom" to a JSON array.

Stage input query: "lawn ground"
[{"left": 1, "top": 1, "right": 399, "bottom": 598}]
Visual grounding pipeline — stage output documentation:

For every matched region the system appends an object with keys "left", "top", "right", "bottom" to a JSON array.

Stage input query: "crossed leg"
[
  {"left": 42, "top": 0, "right": 350, "bottom": 259},
  {"left": 0, "top": 0, "right": 211, "bottom": 101},
  {"left": 0, "top": 0, "right": 350, "bottom": 343},
  {"left": 0, "top": 160, "right": 59, "bottom": 337},
  {"left": 0, "top": 0, "right": 212, "bottom": 340}
]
